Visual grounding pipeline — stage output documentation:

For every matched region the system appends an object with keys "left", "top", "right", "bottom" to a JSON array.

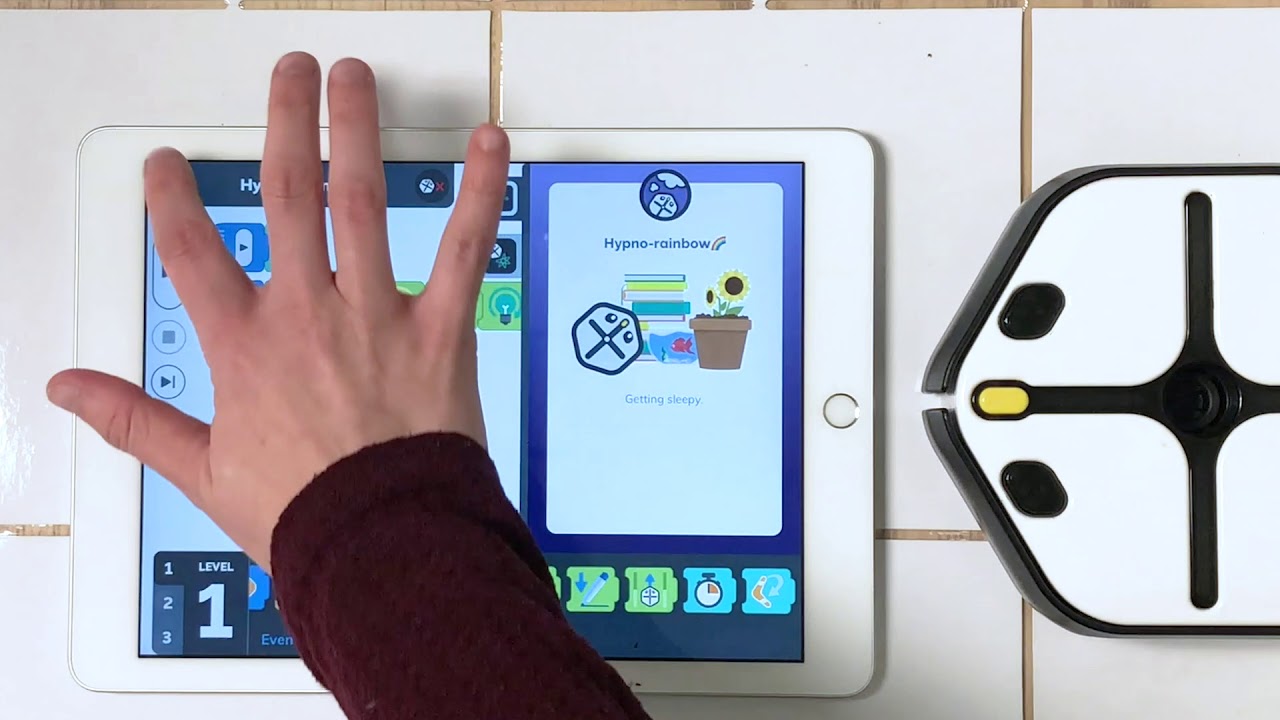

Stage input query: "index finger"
[
  {"left": 420, "top": 125, "right": 510, "bottom": 334},
  {"left": 145, "top": 148, "right": 256, "bottom": 335}
]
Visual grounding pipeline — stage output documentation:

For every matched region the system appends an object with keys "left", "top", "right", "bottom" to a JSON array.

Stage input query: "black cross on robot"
[{"left": 973, "top": 192, "right": 1280, "bottom": 610}]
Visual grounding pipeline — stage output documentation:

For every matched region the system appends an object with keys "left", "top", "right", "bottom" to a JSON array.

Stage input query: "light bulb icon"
[{"left": 489, "top": 287, "right": 521, "bottom": 326}]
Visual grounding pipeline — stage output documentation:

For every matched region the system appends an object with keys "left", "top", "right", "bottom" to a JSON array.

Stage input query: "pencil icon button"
[{"left": 565, "top": 567, "right": 619, "bottom": 613}]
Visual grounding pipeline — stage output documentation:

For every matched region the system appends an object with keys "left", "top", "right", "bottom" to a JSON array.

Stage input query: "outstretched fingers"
[
  {"left": 326, "top": 58, "right": 396, "bottom": 310},
  {"left": 260, "top": 52, "right": 333, "bottom": 294},
  {"left": 144, "top": 148, "right": 256, "bottom": 337},
  {"left": 47, "top": 369, "right": 213, "bottom": 505},
  {"left": 420, "top": 125, "right": 510, "bottom": 338}
]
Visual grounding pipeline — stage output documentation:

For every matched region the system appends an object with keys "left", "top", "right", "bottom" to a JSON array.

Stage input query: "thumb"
[{"left": 48, "top": 369, "right": 212, "bottom": 502}]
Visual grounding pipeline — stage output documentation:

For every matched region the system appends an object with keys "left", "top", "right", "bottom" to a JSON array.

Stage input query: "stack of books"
[{"left": 620, "top": 273, "right": 692, "bottom": 363}]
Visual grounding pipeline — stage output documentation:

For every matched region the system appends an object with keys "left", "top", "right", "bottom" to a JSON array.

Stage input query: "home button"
[{"left": 823, "top": 394, "right": 860, "bottom": 429}]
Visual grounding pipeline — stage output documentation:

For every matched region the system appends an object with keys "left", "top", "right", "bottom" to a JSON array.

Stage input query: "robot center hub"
[{"left": 1162, "top": 362, "right": 1242, "bottom": 437}]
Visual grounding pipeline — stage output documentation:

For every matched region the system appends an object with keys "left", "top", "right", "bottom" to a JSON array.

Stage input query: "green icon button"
[
  {"left": 548, "top": 566, "right": 562, "bottom": 600},
  {"left": 566, "top": 566, "right": 619, "bottom": 613},
  {"left": 477, "top": 281, "right": 522, "bottom": 331},
  {"left": 395, "top": 281, "right": 426, "bottom": 296},
  {"left": 624, "top": 567, "right": 677, "bottom": 613}
]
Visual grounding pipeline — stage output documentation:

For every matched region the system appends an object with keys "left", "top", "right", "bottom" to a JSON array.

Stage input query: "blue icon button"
[
  {"left": 741, "top": 568, "right": 796, "bottom": 615},
  {"left": 639, "top": 169, "right": 691, "bottom": 221},
  {"left": 682, "top": 568, "right": 735, "bottom": 614},
  {"left": 152, "top": 247, "right": 181, "bottom": 310},
  {"left": 216, "top": 223, "right": 270, "bottom": 273},
  {"left": 248, "top": 565, "right": 272, "bottom": 611},
  {"left": 149, "top": 365, "right": 186, "bottom": 400},
  {"left": 151, "top": 320, "right": 186, "bottom": 354}
]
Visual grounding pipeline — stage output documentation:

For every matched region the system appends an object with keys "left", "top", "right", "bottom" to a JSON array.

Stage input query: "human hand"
[{"left": 47, "top": 52, "right": 511, "bottom": 572}]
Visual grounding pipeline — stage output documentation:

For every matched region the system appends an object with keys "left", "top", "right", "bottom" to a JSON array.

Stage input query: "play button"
[{"left": 150, "top": 365, "right": 186, "bottom": 400}]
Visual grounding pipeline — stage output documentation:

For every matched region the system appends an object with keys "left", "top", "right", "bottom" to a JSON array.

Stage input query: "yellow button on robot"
[{"left": 976, "top": 385, "right": 1029, "bottom": 417}]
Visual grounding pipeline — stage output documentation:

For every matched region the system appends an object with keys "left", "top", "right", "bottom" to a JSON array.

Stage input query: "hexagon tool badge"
[
  {"left": 572, "top": 302, "right": 644, "bottom": 376},
  {"left": 923, "top": 165, "right": 1280, "bottom": 637}
]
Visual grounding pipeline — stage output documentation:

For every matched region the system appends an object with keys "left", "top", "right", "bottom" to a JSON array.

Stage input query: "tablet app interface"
[
  {"left": 526, "top": 163, "right": 805, "bottom": 661},
  {"left": 141, "top": 161, "right": 804, "bottom": 663},
  {"left": 140, "top": 161, "right": 525, "bottom": 659}
]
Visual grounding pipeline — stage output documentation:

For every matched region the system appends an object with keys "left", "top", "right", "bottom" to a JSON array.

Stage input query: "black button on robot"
[
  {"left": 1001, "top": 461, "right": 1068, "bottom": 518},
  {"left": 1162, "top": 363, "right": 1242, "bottom": 438},
  {"left": 999, "top": 283, "right": 1066, "bottom": 340}
]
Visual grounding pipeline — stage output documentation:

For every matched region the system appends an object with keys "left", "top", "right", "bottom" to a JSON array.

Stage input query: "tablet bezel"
[{"left": 71, "top": 126, "right": 875, "bottom": 697}]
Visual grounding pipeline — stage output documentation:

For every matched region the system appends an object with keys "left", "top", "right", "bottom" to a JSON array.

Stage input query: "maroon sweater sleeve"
[{"left": 269, "top": 432, "right": 652, "bottom": 720}]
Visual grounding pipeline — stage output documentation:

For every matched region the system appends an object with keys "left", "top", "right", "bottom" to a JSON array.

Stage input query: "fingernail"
[
  {"left": 276, "top": 51, "right": 319, "bottom": 77},
  {"left": 476, "top": 125, "right": 504, "bottom": 152},
  {"left": 47, "top": 381, "right": 80, "bottom": 412},
  {"left": 143, "top": 148, "right": 165, "bottom": 171},
  {"left": 329, "top": 57, "right": 373, "bottom": 86}
]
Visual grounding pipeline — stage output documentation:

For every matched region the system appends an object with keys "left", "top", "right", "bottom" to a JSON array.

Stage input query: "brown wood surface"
[{"left": 0, "top": 524, "right": 71, "bottom": 537}]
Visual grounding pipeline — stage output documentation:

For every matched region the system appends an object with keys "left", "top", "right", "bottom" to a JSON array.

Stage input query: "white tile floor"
[
  {"left": 1032, "top": 613, "right": 1280, "bottom": 720},
  {"left": 502, "top": 7, "right": 1024, "bottom": 531},
  {"left": 1030, "top": 7, "right": 1280, "bottom": 184},
  {"left": 1027, "top": 8, "right": 1280, "bottom": 717}
]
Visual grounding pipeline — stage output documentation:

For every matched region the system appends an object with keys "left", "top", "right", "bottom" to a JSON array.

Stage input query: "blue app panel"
[{"left": 526, "top": 163, "right": 806, "bottom": 661}]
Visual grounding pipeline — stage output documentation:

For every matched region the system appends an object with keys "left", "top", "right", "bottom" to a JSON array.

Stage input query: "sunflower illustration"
[
  {"left": 717, "top": 270, "right": 750, "bottom": 303},
  {"left": 706, "top": 286, "right": 718, "bottom": 308}
]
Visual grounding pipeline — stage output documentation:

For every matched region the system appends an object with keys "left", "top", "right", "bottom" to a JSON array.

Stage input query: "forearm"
[{"left": 269, "top": 433, "right": 650, "bottom": 720}]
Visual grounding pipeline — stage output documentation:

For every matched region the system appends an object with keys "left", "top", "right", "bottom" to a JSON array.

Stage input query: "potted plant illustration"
[{"left": 689, "top": 270, "right": 752, "bottom": 370}]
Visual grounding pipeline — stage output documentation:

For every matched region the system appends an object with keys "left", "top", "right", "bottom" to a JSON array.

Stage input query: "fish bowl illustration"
[{"left": 649, "top": 331, "right": 699, "bottom": 365}]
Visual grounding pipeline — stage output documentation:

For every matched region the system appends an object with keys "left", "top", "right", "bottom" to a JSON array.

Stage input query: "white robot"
[{"left": 924, "top": 165, "right": 1280, "bottom": 636}]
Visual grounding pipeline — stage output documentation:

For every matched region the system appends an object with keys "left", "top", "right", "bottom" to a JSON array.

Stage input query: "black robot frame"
[{"left": 923, "top": 164, "right": 1280, "bottom": 636}]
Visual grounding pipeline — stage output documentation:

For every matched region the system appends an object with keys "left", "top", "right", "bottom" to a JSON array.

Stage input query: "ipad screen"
[{"left": 140, "top": 160, "right": 804, "bottom": 663}]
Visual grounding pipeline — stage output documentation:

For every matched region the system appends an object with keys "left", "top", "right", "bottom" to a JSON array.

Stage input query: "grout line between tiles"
[
  {"left": 0, "top": 0, "right": 226, "bottom": 7},
  {"left": 490, "top": 3, "right": 502, "bottom": 125},
  {"left": 0, "top": 524, "right": 71, "bottom": 537},
  {"left": 0, "top": 524, "right": 988, "bottom": 539},
  {"left": 236, "top": 0, "right": 753, "bottom": 9},
  {"left": 1023, "top": 601, "right": 1035, "bottom": 719},
  {"left": 504, "top": 0, "right": 750, "bottom": 9},
  {"left": 1021, "top": 2, "right": 1033, "bottom": 198},
  {"left": 1020, "top": 6, "right": 1034, "bottom": 718},
  {"left": 1029, "top": 0, "right": 1280, "bottom": 6},
  {"left": 0, "top": 520, "right": 988, "bottom": 538},
  {"left": 771, "top": 0, "right": 1280, "bottom": 5},
  {"left": 16, "top": 0, "right": 1280, "bottom": 8},
  {"left": 767, "top": 0, "right": 1019, "bottom": 7},
  {"left": 876, "top": 529, "right": 987, "bottom": 541},
  {"left": 239, "top": 1, "right": 484, "bottom": 8},
  {"left": 27, "top": 0, "right": 1280, "bottom": 8}
]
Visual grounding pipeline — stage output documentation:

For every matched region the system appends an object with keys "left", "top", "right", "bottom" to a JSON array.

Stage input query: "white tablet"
[{"left": 70, "top": 126, "right": 876, "bottom": 696}]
